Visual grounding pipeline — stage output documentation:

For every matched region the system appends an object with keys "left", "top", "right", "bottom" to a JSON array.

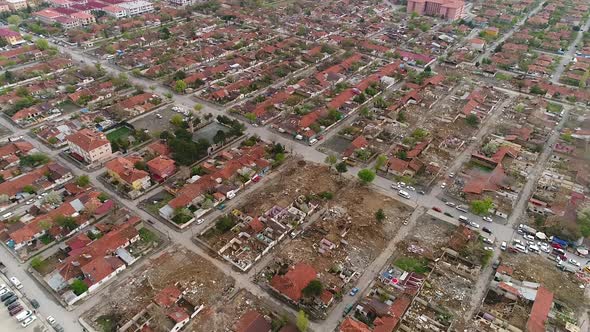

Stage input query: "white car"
[
  {"left": 482, "top": 216, "right": 493, "bottom": 222},
  {"left": 47, "top": 316, "right": 56, "bottom": 325},
  {"left": 568, "top": 259, "right": 581, "bottom": 267},
  {"left": 484, "top": 246, "right": 494, "bottom": 251},
  {"left": 445, "top": 202, "right": 456, "bottom": 207},
  {"left": 440, "top": 182, "right": 447, "bottom": 189},
  {"left": 483, "top": 237, "right": 494, "bottom": 245},
  {"left": 406, "top": 186, "right": 415, "bottom": 191},
  {"left": 523, "top": 234, "right": 535, "bottom": 241},
  {"left": 155, "top": 113, "right": 162, "bottom": 119},
  {"left": 21, "top": 315, "right": 36, "bottom": 327},
  {"left": 196, "top": 219, "right": 204, "bottom": 225},
  {"left": 540, "top": 244, "right": 550, "bottom": 253},
  {"left": 468, "top": 221, "right": 480, "bottom": 229},
  {"left": 449, "top": 172, "right": 455, "bottom": 178}
]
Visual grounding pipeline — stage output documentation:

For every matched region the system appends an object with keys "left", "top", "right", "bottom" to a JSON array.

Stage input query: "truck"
[
  {"left": 15, "top": 309, "right": 32, "bottom": 322},
  {"left": 518, "top": 224, "right": 536, "bottom": 235},
  {"left": 0, "top": 261, "right": 7, "bottom": 273},
  {"left": 550, "top": 236, "right": 568, "bottom": 248},
  {"left": 9, "top": 277, "right": 22, "bottom": 289}
]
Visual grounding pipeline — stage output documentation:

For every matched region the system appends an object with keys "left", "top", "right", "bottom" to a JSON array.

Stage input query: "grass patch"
[
  {"left": 546, "top": 102, "right": 563, "bottom": 113},
  {"left": 495, "top": 72, "right": 511, "bottom": 80},
  {"left": 39, "top": 233, "right": 53, "bottom": 245},
  {"left": 106, "top": 126, "right": 132, "bottom": 142},
  {"left": 139, "top": 228, "right": 158, "bottom": 243},
  {"left": 146, "top": 192, "right": 173, "bottom": 215},
  {"left": 394, "top": 257, "right": 430, "bottom": 274}
]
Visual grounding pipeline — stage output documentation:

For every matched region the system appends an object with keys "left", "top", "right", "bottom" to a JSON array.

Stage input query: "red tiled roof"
[
  {"left": 339, "top": 317, "right": 371, "bottom": 332},
  {"left": 234, "top": 310, "right": 271, "bottom": 332},
  {"left": 105, "top": 157, "right": 149, "bottom": 185},
  {"left": 526, "top": 286, "right": 553, "bottom": 332},
  {"left": 66, "top": 128, "right": 110, "bottom": 153},
  {"left": 82, "top": 256, "right": 124, "bottom": 287},
  {"left": 154, "top": 286, "right": 181, "bottom": 308},
  {"left": 496, "top": 265, "right": 513, "bottom": 276},
  {"left": 147, "top": 141, "right": 171, "bottom": 156},
  {"left": 269, "top": 263, "right": 317, "bottom": 302}
]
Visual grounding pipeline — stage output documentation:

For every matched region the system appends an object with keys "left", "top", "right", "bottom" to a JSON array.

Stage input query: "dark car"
[
  {"left": 4, "top": 296, "right": 18, "bottom": 306},
  {"left": 432, "top": 207, "right": 442, "bottom": 213},
  {"left": 443, "top": 212, "right": 454, "bottom": 218},
  {"left": 482, "top": 227, "right": 492, "bottom": 234},
  {"left": 9, "top": 305, "right": 22, "bottom": 316},
  {"left": 30, "top": 299, "right": 40, "bottom": 309},
  {"left": 7, "top": 301, "right": 20, "bottom": 310},
  {"left": 53, "top": 324, "right": 65, "bottom": 332},
  {"left": 0, "top": 292, "right": 13, "bottom": 301}
]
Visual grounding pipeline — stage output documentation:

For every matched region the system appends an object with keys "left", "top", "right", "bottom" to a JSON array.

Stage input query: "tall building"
[{"left": 407, "top": 0, "right": 465, "bottom": 20}]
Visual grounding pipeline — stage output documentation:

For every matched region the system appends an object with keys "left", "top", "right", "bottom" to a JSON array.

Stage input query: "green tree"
[
  {"left": 212, "top": 130, "right": 226, "bottom": 145},
  {"left": 70, "top": 279, "right": 89, "bottom": 295},
  {"left": 244, "top": 112, "right": 257, "bottom": 122},
  {"left": 530, "top": 84, "right": 546, "bottom": 95},
  {"left": 175, "top": 80, "right": 187, "bottom": 93},
  {"left": 577, "top": 208, "right": 590, "bottom": 237},
  {"left": 302, "top": 279, "right": 323, "bottom": 297},
  {"left": 30, "top": 256, "right": 43, "bottom": 269},
  {"left": 375, "top": 208, "right": 385, "bottom": 222},
  {"left": 22, "top": 185, "right": 36, "bottom": 194},
  {"left": 170, "top": 114, "right": 184, "bottom": 128},
  {"left": 20, "top": 153, "right": 50, "bottom": 167},
  {"left": 43, "top": 191, "right": 61, "bottom": 205},
  {"left": 35, "top": 38, "right": 49, "bottom": 51},
  {"left": 98, "top": 192, "right": 109, "bottom": 202},
  {"left": 38, "top": 219, "right": 52, "bottom": 231},
  {"left": 357, "top": 169, "right": 376, "bottom": 184},
  {"left": 193, "top": 103, "right": 204, "bottom": 112},
  {"left": 465, "top": 114, "right": 479, "bottom": 127},
  {"left": 335, "top": 162, "right": 348, "bottom": 175},
  {"left": 470, "top": 197, "right": 493, "bottom": 215},
  {"left": 7, "top": 15, "right": 22, "bottom": 26},
  {"left": 325, "top": 154, "right": 337, "bottom": 169},
  {"left": 215, "top": 215, "right": 235, "bottom": 232},
  {"left": 296, "top": 310, "right": 309, "bottom": 332},
  {"left": 55, "top": 215, "right": 78, "bottom": 231},
  {"left": 374, "top": 154, "right": 387, "bottom": 171},
  {"left": 76, "top": 175, "right": 90, "bottom": 187},
  {"left": 134, "top": 161, "right": 147, "bottom": 170}
]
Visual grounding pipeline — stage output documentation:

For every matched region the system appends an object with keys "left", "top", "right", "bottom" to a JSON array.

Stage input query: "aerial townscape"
[{"left": 0, "top": 0, "right": 589, "bottom": 331}]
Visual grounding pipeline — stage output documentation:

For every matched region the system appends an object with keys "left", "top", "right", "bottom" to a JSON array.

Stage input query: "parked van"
[
  {"left": 458, "top": 215, "right": 469, "bottom": 223},
  {"left": 456, "top": 205, "right": 468, "bottom": 213},
  {"left": 21, "top": 315, "right": 36, "bottom": 327},
  {"left": 397, "top": 190, "right": 410, "bottom": 199},
  {"left": 308, "top": 138, "right": 318, "bottom": 146},
  {"left": 500, "top": 242, "right": 507, "bottom": 251},
  {"left": 514, "top": 244, "right": 527, "bottom": 253},
  {"left": 9, "top": 277, "right": 22, "bottom": 290},
  {"left": 15, "top": 310, "right": 32, "bottom": 322}
]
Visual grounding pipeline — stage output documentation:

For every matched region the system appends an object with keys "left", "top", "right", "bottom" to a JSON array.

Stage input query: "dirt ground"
[
  {"left": 252, "top": 162, "right": 413, "bottom": 287},
  {"left": 188, "top": 288, "right": 292, "bottom": 332},
  {"left": 400, "top": 214, "right": 456, "bottom": 256},
  {"left": 500, "top": 253, "right": 585, "bottom": 310},
  {"left": 83, "top": 245, "right": 234, "bottom": 331}
]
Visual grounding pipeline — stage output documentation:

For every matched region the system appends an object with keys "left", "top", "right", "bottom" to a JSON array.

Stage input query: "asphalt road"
[{"left": 551, "top": 18, "right": 590, "bottom": 83}]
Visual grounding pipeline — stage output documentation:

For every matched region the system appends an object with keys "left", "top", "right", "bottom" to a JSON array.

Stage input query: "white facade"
[
  {"left": 118, "top": 1, "right": 154, "bottom": 16},
  {"left": 67, "top": 140, "right": 112, "bottom": 164}
]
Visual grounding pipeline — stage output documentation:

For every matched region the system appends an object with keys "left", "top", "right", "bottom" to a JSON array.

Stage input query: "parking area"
[
  {"left": 130, "top": 104, "right": 179, "bottom": 133},
  {"left": 0, "top": 276, "right": 44, "bottom": 331}
]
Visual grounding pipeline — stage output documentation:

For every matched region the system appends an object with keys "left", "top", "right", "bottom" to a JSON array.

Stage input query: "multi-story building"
[
  {"left": 5, "top": 0, "right": 27, "bottom": 11},
  {"left": 0, "top": 3, "right": 10, "bottom": 12},
  {"left": 102, "top": 4, "right": 126, "bottom": 18},
  {"left": 407, "top": 0, "right": 465, "bottom": 20},
  {"left": 168, "top": 0, "right": 198, "bottom": 6},
  {"left": 0, "top": 28, "right": 24, "bottom": 46},
  {"left": 118, "top": 0, "right": 153, "bottom": 16},
  {"left": 66, "top": 128, "right": 112, "bottom": 165}
]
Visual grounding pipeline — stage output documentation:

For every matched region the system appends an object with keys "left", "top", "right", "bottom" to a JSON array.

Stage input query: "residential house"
[
  {"left": 66, "top": 128, "right": 113, "bottom": 164},
  {"left": 233, "top": 310, "right": 272, "bottom": 332},
  {"left": 118, "top": 0, "right": 154, "bottom": 16},
  {"left": 269, "top": 262, "right": 317, "bottom": 304},
  {"left": 0, "top": 28, "right": 24, "bottom": 46},
  {"left": 44, "top": 218, "right": 142, "bottom": 305},
  {"left": 407, "top": 0, "right": 465, "bottom": 20},
  {"left": 146, "top": 155, "right": 176, "bottom": 182},
  {"left": 105, "top": 156, "right": 151, "bottom": 191}
]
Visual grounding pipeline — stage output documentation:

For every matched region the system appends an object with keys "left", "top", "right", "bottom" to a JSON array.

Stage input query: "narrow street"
[{"left": 551, "top": 18, "right": 590, "bottom": 83}]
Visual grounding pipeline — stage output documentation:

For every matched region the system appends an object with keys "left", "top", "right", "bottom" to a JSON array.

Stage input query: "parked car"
[
  {"left": 30, "top": 299, "right": 40, "bottom": 309},
  {"left": 7, "top": 301, "right": 20, "bottom": 310},
  {"left": 468, "top": 221, "right": 480, "bottom": 229},
  {"left": 0, "top": 289, "right": 8, "bottom": 297},
  {"left": 440, "top": 182, "right": 447, "bottom": 189},
  {"left": 568, "top": 259, "right": 581, "bottom": 267},
  {"left": 53, "top": 323, "right": 65, "bottom": 332},
  {"left": 343, "top": 304, "right": 354, "bottom": 317},
  {"left": 0, "top": 292, "right": 13, "bottom": 301},
  {"left": 523, "top": 234, "right": 535, "bottom": 241},
  {"left": 443, "top": 212, "right": 454, "bottom": 218},
  {"left": 482, "top": 216, "right": 493, "bottom": 222},
  {"left": 9, "top": 305, "right": 23, "bottom": 316},
  {"left": 4, "top": 296, "right": 18, "bottom": 306},
  {"left": 483, "top": 237, "right": 494, "bottom": 245},
  {"left": 47, "top": 316, "right": 56, "bottom": 325},
  {"left": 484, "top": 246, "right": 494, "bottom": 251},
  {"left": 482, "top": 227, "right": 492, "bottom": 234},
  {"left": 15, "top": 310, "right": 32, "bottom": 322},
  {"left": 432, "top": 207, "right": 442, "bottom": 213},
  {"left": 445, "top": 202, "right": 455, "bottom": 207},
  {"left": 349, "top": 287, "right": 359, "bottom": 296},
  {"left": 418, "top": 190, "right": 425, "bottom": 195},
  {"left": 500, "top": 242, "right": 507, "bottom": 251},
  {"left": 21, "top": 315, "right": 36, "bottom": 327}
]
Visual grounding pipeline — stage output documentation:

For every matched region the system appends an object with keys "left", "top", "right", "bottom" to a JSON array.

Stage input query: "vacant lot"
[
  {"left": 240, "top": 161, "right": 414, "bottom": 286},
  {"left": 501, "top": 253, "right": 585, "bottom": 310},
  {"left": 82, "top": 245, "right": 234, "bottom": 332}
]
